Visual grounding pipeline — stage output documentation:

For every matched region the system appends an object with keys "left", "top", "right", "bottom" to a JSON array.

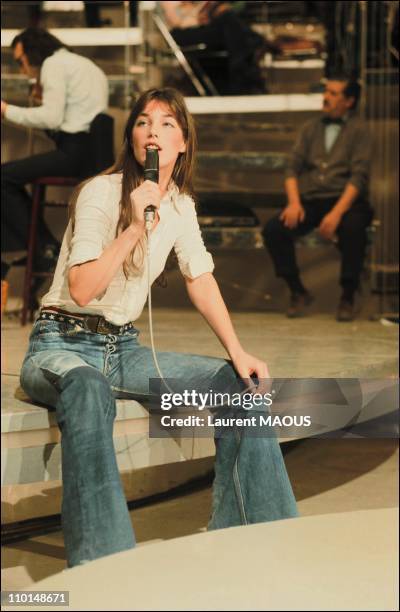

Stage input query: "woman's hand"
[
  {"left": 130, "top": 180, "right": 162, "bottom": 229},
  {"left": 230, "top": 349, "right": 271, "bottom": 393}
]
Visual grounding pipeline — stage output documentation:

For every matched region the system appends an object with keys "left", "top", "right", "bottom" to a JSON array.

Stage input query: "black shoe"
[
  {"left": 29, "top": 273, "right": 51, "bottom": 315},
  {"left": 11, "top": 255, "right": 27, "bottom": 267},
  {"left": 29, "top": 282, "right": 41, "bottom": 313},
  {"left": 34, "top": 242, "right": 60, "bottom": 273},
  {"left": 336, "top": 298, "right": 355, "bottom": 322},
  {"left": 10, "top": 242, "right": 60, "bottom": 272},
  {"left": 287, "top": 291, "right": 314, "bottom": 318}
]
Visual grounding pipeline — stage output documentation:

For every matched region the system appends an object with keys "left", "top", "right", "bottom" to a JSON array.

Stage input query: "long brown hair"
[{"left": 70, "top": 87, "right": 197, "bottom": 277}]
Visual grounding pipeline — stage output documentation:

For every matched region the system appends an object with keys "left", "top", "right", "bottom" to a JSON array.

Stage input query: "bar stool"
[{"left": 21, "top": 176, "right": 80, "bottom": 325}]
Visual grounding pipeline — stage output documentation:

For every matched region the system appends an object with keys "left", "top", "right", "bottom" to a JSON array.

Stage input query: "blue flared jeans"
[{"left": 20, "top": 318, "right": 298, "bottom": 567}]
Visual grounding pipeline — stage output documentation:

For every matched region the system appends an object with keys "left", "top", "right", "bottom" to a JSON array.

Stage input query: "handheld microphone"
[{"left": 144, "top": 147, "right": 159, "bottom": 230}]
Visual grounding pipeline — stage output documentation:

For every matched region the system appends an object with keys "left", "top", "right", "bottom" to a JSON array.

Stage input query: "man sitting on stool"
[
  {"left": 1, "top": 28, "right": 108, "bottom": 290},
  {"left": 263, "top": 74, "right": 373, "bottom": 322}
]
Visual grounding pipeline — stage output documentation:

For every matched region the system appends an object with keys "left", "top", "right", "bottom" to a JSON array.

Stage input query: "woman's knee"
[
  {"left": 20, "top": 355, "right": 60, "bottom": 408},
  {"left": 210, "top": 361, "right": 240, "bottom": 394},
  {"left": 56, "top": 367, "right": 116, "bottom": 428}
]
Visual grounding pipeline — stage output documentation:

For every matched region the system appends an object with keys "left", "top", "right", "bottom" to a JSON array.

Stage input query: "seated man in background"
[
  {"left": 263, "top": 74, "right": 373, "bottom": 322},
  {"left": 1, "top": 28, "right": 108, "bottom": 289},
  {"left": 160, "top": 1, "right": 269, "bottom": 94}
]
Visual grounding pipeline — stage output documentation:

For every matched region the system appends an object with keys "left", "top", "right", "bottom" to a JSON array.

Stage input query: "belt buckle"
[
  {"left": 84, "top": 315, "right": 100, "bottom": 333},
  {"left": 97, "top": 318, "right": 111, "bottom": 335}
]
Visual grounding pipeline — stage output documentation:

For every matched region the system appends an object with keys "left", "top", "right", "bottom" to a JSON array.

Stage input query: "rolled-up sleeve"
[
  {"left": 5, "top": 55, "right": 66, "bottom": 130},
  {"left": 174, "top": 199, "right": 214, "bottom": 279},
  {"left": 349, "top": 126, "right": 372, "bottom": 194},
  {"left": 67, "top": 176, "right": 113, "bottom": 269}
]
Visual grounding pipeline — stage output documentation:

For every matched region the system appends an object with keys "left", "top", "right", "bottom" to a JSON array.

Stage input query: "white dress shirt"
[
  {"left": 41, "top": 174, "right": 215, "bottom": 325},
  {"left": 5, "top": 48, "right": 108, "bottom": 133},
  {"left": 324, "top": 123, "right": 342, "bottom": 153}
]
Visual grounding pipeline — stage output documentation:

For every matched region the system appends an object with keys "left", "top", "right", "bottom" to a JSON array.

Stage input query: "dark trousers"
[
  {"left": 263, "top": 197, "right": 374, "bottom": 292},
  {"left": 171, "top": 11, "right": 265, "bottom": 94},
  {"left": 84, "top": 1, "right": 138, "bottom": 27},
  {"left": 1, "top": 131, "right": 89, "bottom": 254}
]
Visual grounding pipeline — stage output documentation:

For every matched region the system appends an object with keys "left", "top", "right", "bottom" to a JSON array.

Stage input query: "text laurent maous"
[{"left": 160, "top": 415, "right": 312, "bottom": 427}]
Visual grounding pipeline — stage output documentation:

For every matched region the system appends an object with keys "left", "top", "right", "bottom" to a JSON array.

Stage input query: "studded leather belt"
[{"left": 39, "top": 307, "right": 136, "bottom": 335}]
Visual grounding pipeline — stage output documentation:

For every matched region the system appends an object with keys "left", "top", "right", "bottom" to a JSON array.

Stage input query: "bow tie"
[{"left": 322, "top": 116, "right": 344, "bottom": 125}]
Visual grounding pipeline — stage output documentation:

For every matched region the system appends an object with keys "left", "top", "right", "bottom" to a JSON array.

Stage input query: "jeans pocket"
[
  {"left": 30, "top": 319, "right": 83, "bottom": 352},
  {"left": 35, "top": 320, "right": 65, "bottom": 336},
  {"left": 28, "top": 320, "right": 62, "bottom": 352}
]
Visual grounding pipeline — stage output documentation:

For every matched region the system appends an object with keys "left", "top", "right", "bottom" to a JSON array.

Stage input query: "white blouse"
[{"left": 41, "top": 173, "right": 214, "bottom": 325}]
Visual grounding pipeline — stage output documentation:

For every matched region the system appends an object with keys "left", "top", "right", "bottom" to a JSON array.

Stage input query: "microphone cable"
[
  {"left": 145, "top": 226, "right": 176, "bottom": 394},
  {"left": 142, "top": 144, "right": 261, "bottom": 407},
  {"left": 145, "top": 227, "right": 260, "bottom": 409}
]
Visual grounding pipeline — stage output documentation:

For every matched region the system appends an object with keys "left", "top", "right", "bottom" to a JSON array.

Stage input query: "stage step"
[{"left": 1, "top": 376, "right": 215, "bottom": 525}]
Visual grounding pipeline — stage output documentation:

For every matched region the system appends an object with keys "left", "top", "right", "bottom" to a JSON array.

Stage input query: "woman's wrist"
[{"left": 227, "top": 342, "right": 245, "bottom": 360}]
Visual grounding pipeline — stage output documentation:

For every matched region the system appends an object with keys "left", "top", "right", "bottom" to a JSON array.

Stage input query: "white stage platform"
[
  {"left": 1, "top": 28, "right": 142, "bottom": 47},
  {"left": 2, "top": 508, "right": 397, "bottom": 611}
]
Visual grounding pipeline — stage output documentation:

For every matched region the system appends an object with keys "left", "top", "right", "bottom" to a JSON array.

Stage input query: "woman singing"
[{"left": 20, "top": 88, "right": 298, "bottom": 568}]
